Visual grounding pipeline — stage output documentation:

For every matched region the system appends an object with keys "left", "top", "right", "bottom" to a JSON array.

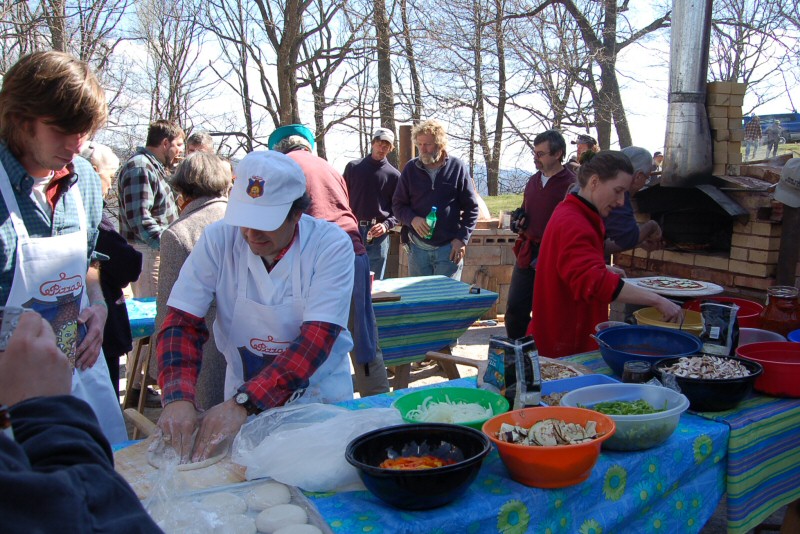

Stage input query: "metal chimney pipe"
[{"left": 662, "top": 0, "right": 714, "bottom": 187}]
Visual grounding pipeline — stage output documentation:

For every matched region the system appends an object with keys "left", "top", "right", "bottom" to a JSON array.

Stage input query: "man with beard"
[
  {"left": 504, "top": 130, "right": 575, "bottom": 339},
  {"left": 392, "top": 119, "right": 479, "bottom": 281}
]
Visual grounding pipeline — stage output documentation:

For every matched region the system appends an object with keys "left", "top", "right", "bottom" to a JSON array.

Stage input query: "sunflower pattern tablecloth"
[{"left": 308, "top": 378, "right": 729, "bottom": 534}]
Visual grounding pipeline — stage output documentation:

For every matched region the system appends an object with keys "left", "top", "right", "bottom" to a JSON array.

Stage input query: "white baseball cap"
[
  {"left": 372, "top": 127, "right": 395, "bottom": 144},
  {"left": 225, "top": 151, "right": 307, "bottom": 231},
  {"left": 775, "top": 158, "right": 800, "bottom": 208}
]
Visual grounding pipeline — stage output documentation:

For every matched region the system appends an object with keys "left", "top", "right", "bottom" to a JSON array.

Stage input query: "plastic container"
[
  {"left": 393, "top": 387, "right": 510, "bottom": 430},
  {"left": 540, "top": 374, "right": 620, "bottom": 406},
  {"left": 759, "top": 286, "right": 800, "bottom": 337},
  {"left": 595, "top": 321, "right": 628, "bottom": 332},
  {"left": 684, "top": 297, "right": 764, "bottom": 328},
  {"left": 345, "top": 423, "right": 491, "bottom": 510},
  {"left": 595, "top": 325, "right": 703, "bottom": 377},
  {"left": 424, "top": 206, "right": 438, "bottom": 239},
  {"left": 482, "top": 407, "right": 615, "bottom": 488},
  {"left": 560, "top": 383, "right": 689, "bottom": 451},
  {"left": 634, "top": 307, "right": 704, "bottom": 336},
  {"left": 789, "top": 329, "right": 800, "bottom": 343},
  {"left": 739, "top": 328, "right": 786, "bottom": 346},
  {"left": 654, "top": 356, "right": 763, "bottom": 411},
  {"left": 736, "top": 341, "right": 800, "bottom": 398}
]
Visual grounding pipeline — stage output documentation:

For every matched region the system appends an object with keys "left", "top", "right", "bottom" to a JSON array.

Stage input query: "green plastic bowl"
[{"left": 393, "top": 387, "right": 510, "bottom": 430}]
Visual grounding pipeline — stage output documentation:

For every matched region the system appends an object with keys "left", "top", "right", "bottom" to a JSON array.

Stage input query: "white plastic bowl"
[{"left": 560, "top": 383, "right": 689, "bottom": 451}]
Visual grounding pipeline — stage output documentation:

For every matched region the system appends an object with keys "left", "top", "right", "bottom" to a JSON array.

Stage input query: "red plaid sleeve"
[
  {"left": 239, "top": 321, "right": 342, "bottom": 410},
  {"left": 157, "top": 307, "right": 210, "bottom": 406}
]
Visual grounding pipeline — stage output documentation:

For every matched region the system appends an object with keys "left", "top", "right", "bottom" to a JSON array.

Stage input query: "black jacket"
[
  {"left": 96, "top": 211, "right": 142, "bottom": 358},
  {"left": 2, "top": 396, "right": 162, "bottom": 533}
]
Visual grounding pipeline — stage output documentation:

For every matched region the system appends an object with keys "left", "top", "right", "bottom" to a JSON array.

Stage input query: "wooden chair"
[{"left": 121, "top": 335, "right": 158, "bottom": 439}]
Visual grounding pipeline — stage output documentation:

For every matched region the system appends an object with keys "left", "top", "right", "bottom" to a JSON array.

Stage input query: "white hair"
[{"left": 80, "top": 142, "right": 120, "bottom": 170}]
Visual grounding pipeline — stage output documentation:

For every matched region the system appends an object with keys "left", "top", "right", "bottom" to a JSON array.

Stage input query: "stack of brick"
[{"left": 707, "top": 81, "right": 746, "bottom": 175}]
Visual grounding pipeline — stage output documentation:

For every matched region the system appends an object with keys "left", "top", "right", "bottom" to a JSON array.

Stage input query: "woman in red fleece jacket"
[{"left": 528, "top": 151, "right": 681, "bottom": 357}]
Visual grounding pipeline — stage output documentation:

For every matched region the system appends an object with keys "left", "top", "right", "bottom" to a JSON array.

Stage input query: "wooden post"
[
  {"left": 776, "top": 206, "right": 800, "bottom": 286},
  {"left": 398, "top": 124, "right": 414, "bottom": 172}
]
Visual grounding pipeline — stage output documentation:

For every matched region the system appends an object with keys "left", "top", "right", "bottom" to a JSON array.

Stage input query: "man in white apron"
[
  {"left": 0, "top": 51, "right": 127, "bottom": 444},
  {"left": 156, "top": 151, "right": 355, "bottom": 463}
]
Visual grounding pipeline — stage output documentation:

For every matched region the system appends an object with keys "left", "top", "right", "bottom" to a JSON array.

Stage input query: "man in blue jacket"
[{"left": 392, "top": 119, "right": 479, "bottom": 280}]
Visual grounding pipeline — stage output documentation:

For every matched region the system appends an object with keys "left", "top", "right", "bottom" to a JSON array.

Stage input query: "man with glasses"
[{"left": 505, "top": 130, "right": 575, "bottom": 339}]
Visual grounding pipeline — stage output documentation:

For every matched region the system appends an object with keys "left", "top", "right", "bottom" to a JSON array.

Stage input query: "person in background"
[
  {"left": 0, "top": 312, "right": 160, "bottom": 533},
  {"left": 392, "top": 119, "right": 480, "bottom": 281},
  {"left": 343, "top": 127, "right": 400, "bottom": 280},
  {"left": 651, "top": 151, "right": 664, "bottom": 173},
  {"left": 744, "top": 114, "right": 762, "bottom": 161},
  {"left": 505, "top": 130, "right": 575, "bottom": 340},
  {"left": 566, "top": 134, "right": 598, "bottom": 173},
  {"left": 604, "top": 146, "right": 662, "bottom": 258},
  {"left": 0, "top": 51, "right": 126, "bottom": 443},
  {"left": 156, "top": 151, "right": 354, "bottom": 463},
  {"left": 269, "top": 124, "right": 390, "bottom": 396},
  {"left": 186, "top": 131, "right": 214, "bottom": 155},
  {"left": 80, "top": 142, "right": 142, "bottom": 397},
  {"left": 156, "top": 152, "right": 230, "bottom": 410},
  {"left": 528, "top": 151, "right": 681, "bottom": 358},
  {"left": 764, "top": 120, "right": 782, "bottom": 158},
  {"left": 117, "top": 119, "right": 182, "bottom": 299}
]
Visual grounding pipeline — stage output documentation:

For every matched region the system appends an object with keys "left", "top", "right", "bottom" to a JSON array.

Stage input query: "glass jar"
[
  {"left": 759, "top": 286, "right": 800, "bottom": 337},
  {"left": 622, "top": 361, "right": 653, "bottom": 384}
]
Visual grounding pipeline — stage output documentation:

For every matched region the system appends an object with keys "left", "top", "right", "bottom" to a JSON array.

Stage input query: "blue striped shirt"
[{"left": 0, "top": 143, "right": 103, "bottom": 305}]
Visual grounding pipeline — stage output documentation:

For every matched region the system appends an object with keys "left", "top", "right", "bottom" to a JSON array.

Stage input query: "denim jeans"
[
  {"left": 407, "top": 238, "right": 462, "bottom": 280},
  {"left": 744, "top": 138, "right": 759, "bottom": 160},
  {"left": 365, "top": 234, "right": 390, "bottom": 280}
]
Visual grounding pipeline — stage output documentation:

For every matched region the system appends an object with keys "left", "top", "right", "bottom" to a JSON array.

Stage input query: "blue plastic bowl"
[
  {"left": 595, "top": 325, "right": 702, "bottom": 377},
  {"left": 789, "top": 329, "right": 800, "bottom": 343}
]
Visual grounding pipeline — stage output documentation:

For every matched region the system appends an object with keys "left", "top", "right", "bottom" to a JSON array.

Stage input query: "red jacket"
[{"left": 528, "top": 194, "right": 622, "bottom": 357}]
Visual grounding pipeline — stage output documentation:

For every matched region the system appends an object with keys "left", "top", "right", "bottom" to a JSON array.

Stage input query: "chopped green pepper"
[{"left": 586, "top": 399, "right": 667, "bottom": 415}]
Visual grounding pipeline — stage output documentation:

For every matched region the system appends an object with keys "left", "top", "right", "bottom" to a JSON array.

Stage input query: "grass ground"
[{"left": 484, "top": 194, "right": 523, "bottom": 218}]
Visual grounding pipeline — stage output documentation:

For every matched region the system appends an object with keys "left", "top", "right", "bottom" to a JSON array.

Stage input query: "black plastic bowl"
[
  {"left": 345, "top": 423, "right": 491, "bottom": 510},
  {"left": 654, "top": 356, "right": 763, "bottom": 412},
  {"left": 596, "top": 325, "right": 703, "bottom": 377}
]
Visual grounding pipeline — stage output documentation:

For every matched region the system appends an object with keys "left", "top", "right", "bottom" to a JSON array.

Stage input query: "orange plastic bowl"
[{"left": 482, "top": 407, "right": 616, "bottom": 488}]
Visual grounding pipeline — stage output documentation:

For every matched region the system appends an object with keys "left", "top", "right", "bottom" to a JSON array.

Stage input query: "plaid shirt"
[
  {"left": 117, "top": 147, "right": 178, "bottom": 249},
  {"left": 0, "top": 143, "right": 103, "bottom": 305},
  {"left": 158, "top": 308, "right": 341, "bottom": 410},
  {"left": 744, "top": 117, "right": 762, "bottom": 141}
]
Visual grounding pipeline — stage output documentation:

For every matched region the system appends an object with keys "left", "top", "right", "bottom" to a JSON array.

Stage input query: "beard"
[{"left": 420, "top": 151, "right": 442, "bottom": 165}]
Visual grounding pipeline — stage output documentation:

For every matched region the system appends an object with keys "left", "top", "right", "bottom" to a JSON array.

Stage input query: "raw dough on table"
[
  {"left": 246, "top": 481, "right": 292, "bottom": 510},
  {"left": 215, "top": 514, "right": 257, "bottom": 534},
  {"left": 273, "top": 525, "right": 322, "bottom": 534},
  {"left": 147, "top": 450, "right": 227, "bottom": 471},
  {"left": 255, "top": 503, "right": 308, "bottom": 533},
  {"left": 199, "top": 491, "right": 248, "bottom": 516}
]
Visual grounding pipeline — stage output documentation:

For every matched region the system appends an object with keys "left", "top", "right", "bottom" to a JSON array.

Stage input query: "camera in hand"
[{"left": 509, "top": 207, "right": 528, "bottom": 233}]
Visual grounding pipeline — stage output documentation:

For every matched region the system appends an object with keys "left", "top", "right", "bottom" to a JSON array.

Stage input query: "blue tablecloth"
[
  {"left": 308, "top": 378, "right": 729, "bottom": 534},
  {"left": 564, "top": 351, "right": 800, "bottom": 534},
  {"left": 373, "top": 276, "right": 498, "bottom": 365},
  {"left": 126, "top": 297, "right": 156, "bottom": 339}
]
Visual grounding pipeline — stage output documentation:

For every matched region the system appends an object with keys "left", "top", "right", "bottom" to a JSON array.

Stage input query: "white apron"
[
  {"left": 0, "top": 166, "right": 127, "bottom": 444},
  {"left": 219, "top": 237, "right": 353, "bottom": 404}
]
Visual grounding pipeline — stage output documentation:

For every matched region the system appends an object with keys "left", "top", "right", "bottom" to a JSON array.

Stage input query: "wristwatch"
[{"left": 234, "top": 391, "right": 261, "bottom": 416}]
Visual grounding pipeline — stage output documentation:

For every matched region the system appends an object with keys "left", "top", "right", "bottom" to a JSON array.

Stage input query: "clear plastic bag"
[{"left": 232, "top": 403, "right": 403, "bottom": 492}]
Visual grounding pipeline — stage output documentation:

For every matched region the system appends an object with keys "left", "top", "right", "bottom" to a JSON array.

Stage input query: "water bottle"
[{"left": 424, "top": 206, "right": 437, "bottom": 239}]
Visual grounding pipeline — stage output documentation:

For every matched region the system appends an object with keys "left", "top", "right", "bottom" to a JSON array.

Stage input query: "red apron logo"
[
  {"left": 39, "top": 272, "right": 83, "bottom": 297},
  {"left": 247, "top": 177, "right": 265, "bottom": 199},
  {"left": 250, "top": 335, "right": 289, "bottom": 355}
]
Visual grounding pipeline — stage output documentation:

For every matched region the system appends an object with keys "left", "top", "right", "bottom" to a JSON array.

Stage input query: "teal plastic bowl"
[{"left": 393, "top": 387, "right": 510, "bottom": 430}]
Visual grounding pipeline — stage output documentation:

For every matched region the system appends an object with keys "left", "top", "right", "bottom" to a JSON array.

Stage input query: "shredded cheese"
[{"left": 406, "top": 395, "right": 493, "bottom": 423}]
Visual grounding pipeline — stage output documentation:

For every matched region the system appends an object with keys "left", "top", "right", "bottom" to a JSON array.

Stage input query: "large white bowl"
[{"left": 560, "top": 383, "right": 689, "bottom": 451}]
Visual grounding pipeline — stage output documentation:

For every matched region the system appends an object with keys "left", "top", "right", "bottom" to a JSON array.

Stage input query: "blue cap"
[{"left": 268, "top": 124, "right": 316, "bottom": 151}]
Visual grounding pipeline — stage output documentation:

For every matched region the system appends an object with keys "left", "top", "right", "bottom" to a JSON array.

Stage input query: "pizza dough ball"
[
  {"left": 215, "top": 514, "right": 257, "bottom": 534},
  {"left": 255, "top": 503, "right": 308, "bottom": 533},
  {"left": 246, "top": 481, "right": 292, "bottom": 511},
  {"left": 199, "top": 492, "right": 248, "bottom": 516},
  {"left": 273, "top": 525, "right": 322, "bottom": 534}
]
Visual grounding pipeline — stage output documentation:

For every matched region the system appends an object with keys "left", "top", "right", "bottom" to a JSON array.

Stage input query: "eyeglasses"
[{"left": 534, "top": 151, "right": 554, "bottom": 159}]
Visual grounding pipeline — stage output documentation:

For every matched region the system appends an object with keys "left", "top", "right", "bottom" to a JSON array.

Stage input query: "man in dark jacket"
[{"left": 0, "top": 312, "right": 160, "bottom": 533}]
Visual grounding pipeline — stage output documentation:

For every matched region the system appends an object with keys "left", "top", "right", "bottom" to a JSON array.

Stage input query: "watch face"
[{"left": 235, "top": 392, "right": 248, "bottom": 405}]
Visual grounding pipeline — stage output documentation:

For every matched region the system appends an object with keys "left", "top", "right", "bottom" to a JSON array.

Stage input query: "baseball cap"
[
  {"left": 225, "top": 151, "right": 307, "bottom": 231},
  {"left": 267, "top": 124, "right": 316, "bottom": 151},
  {"left": 572, "top": 134, "right": 597, "bottom": 146},
  {"left": 775, "top": 158, "right": 800, "bottom": 208},
  {"left": 372, "top": 127, "right": 395, "bottom": 144},
  {"left": 653, "top": 151, "right": 663, "bottom": 157}
]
